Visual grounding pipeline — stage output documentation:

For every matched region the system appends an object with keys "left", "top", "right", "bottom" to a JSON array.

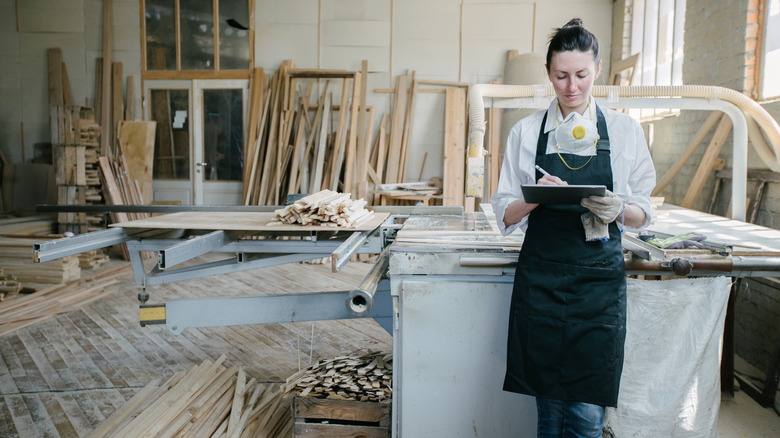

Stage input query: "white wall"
[
  {"left": 253, "top": 0, "right": 613, "bottom": 182},
  {"left": 0, "top": 0, "right": 612, "bottom": 185}
]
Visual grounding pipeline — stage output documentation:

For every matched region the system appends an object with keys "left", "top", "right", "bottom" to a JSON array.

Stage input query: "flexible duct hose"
[{"left": 467, "top": 84, "right": 780, "bottom": 170}]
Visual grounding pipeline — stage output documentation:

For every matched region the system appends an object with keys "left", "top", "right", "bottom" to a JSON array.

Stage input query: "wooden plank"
[
  {"left": 47, "top": 48, "right": 63, "bottom": 106},
  {"left": 329, "top": 77, "right": 351, "bottom": 191},
  {"left": 488, "top": 106, "right": 502, "bottom": 197},
  {"left": 95, "top": 58, "right": 103, "bottom": 124},
  {"left": 681, "top": 115, "right": 733, "bottom": 209},
  {"left": 443, "top": 88, "right": 467, "bottom": 206},
  {"left": 398, "top": 71, "right": 417, "bottom": 183},
  {"left": 110, "top": 211, "right": 390, "bottom": 232},
  {"left": 101, "top": 0, "right": 112, "bottom": 156},
  {"left": 112, "top": 62, "right": 124, "bottom": 152},
  {"left": 118, "top": 121, "right": 156, "bottom": 204},
  {"left": 311, "top": 93, "right": 331, "bottom": 193},
  {"left": 62, "top": 62, "right": 72, "bottom": 106},
  {"left": 384, "top": 74, "right": 407, "bottom": 184},
  {"left": 297, "top": 81, "right": 329, "bottom": 194},
  {"left": 653, "top": 111, "right": 722, "bottom": 196},
  {"left": 124, "top": 75, "right": 135, "bottom": 120},
  {"left": 355, "top": 60, "right": 369, "bottom": 198},
  {"left": 344, "top": 72, "right": 362, "bottom": 195}
]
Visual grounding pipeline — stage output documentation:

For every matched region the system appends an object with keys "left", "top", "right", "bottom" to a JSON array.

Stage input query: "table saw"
[{"left": 32, "top": 203, "right": 780, "bottom": 436}]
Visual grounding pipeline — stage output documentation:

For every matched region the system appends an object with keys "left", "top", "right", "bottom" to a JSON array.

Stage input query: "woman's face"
[{"left": 547, "top": 50, "right": 601, "bottom": 117}]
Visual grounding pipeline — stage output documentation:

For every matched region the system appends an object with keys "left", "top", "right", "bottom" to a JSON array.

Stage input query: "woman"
[{"left": 490, "top": 18, "right": 656, "bottom": 437}]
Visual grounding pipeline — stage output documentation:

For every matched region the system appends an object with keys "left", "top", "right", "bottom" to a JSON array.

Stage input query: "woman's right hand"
[{"left": 537, "top": 174, "right": 568, "bottom": 185}]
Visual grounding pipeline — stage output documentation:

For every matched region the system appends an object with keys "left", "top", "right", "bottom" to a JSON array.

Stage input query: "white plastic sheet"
[{"left": 604, "top": 276, "right": 732, "bottom": 437}]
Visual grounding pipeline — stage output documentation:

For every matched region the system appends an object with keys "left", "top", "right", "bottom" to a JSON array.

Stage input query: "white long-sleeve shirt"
[{"left": 491, "top": 98, "right": 657, "bottom": 236}]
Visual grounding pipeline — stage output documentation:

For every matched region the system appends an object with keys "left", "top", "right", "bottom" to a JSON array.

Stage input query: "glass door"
[
  {"left": 145, "top": 79, "right": 248, "bottom": 205},
  {"left": 192, "top": 80, "right": 247, "bottom": 205}
]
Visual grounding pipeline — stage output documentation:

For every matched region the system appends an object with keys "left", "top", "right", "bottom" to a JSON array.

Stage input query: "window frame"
[
  {"left": 624, "top": 0, "right": 686, "bottom": 121},
  {"left": 140, "top": 0, "right": 254, "bottom": 80}
]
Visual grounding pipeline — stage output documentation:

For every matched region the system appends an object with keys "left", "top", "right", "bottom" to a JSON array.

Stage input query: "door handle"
[{"left": 196, "top": 162, "right": 208, "bottom": 166}]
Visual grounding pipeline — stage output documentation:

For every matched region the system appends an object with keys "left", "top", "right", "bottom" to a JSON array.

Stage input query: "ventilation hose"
[{"left": 466, "top": 84, "right": 780, "bottom": 191}]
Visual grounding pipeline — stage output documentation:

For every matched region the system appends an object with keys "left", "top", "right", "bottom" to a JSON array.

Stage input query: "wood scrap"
[
  {"left": 274, "top": 189, "right": 372, "bottom": 227},
  {"left": 0, "top": 262, "right": 130, "bottom": 338},
  {"left": 86, "top": 357, "right": 292, "bottom": 438},
  {"left": 282, "top": 350, "right": 392, "bottom": 402}
]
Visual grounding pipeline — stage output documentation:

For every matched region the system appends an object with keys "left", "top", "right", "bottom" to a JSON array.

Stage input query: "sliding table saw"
[{"left": 33, "top": 203, "right": 780, "bottom": 436}]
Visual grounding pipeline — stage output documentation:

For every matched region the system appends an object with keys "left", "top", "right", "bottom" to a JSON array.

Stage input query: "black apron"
[{"left": 503, "top": 106, "right": 627, "bottom": 408}]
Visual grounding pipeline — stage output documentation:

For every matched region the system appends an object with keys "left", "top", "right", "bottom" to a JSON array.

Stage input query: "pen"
[{"left": 535, "top": 165, "right": 551, "bottom": 176}]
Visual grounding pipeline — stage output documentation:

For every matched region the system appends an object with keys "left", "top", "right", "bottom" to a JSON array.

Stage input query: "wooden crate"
[{"left": 293, "top": 396, "right": 391, "bottom": 438}]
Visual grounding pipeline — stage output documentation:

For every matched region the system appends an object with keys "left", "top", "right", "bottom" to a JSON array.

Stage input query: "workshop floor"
[{"left": 0, "top": 256, "right": 778, "bottom": 436}]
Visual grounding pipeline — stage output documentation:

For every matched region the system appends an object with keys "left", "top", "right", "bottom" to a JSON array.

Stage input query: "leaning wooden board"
[{"left": 110, "top": 211, "right": 390, "bottom": 232}]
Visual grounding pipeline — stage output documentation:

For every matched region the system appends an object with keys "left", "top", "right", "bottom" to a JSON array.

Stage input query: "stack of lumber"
[
  {"left": 99, "top": 155, "right": 152, "bottom": 259},
  {"left": 50, "top": 103, "right": 106, "bottom": 234},
  {"left": 282, "top": 350, "right": 393, "bottom": 402},
  {"left": 0, "top": 263, "right": 129, "bottom": 338},
  {"left": 0, "top": 236, "right": 80, "bottom": 284},
  {"left": 274, "top": 189, "right": 372, "bottom": 227},
  {"left": 243, "top": 61, "right": 371, "bottom": 205},
  {"left": 77, "top": 249, "right": 110, "bottom": 269},
  {"left": 87, "top": 356, "right": 292, "bottom": 438},
  {"left": 0, "top": 216, "right": 56, "bottom": 235},
  {"left": 0, "top": 268, "right": 21, "bottom": 301}
]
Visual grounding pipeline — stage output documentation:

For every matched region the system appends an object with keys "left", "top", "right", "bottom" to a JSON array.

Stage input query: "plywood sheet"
[
  {"left": 110, "top": 211, "right": 390, "bottom": 232},
  {"left": 118, "top": 121, "right": 156, "bottom": 204}
]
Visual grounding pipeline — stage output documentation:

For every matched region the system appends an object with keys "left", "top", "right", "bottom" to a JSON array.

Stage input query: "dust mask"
[{"left": 555, "top": 110, "right": 599, "bottom": 154}]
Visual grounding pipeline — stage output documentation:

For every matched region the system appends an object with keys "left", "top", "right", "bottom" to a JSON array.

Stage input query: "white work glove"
[
  {"left": 581, "top": 190, "right": 624, "bottom": 223},
  {"left": 581, "top": 212, "right": 610, "bottom": 241}
]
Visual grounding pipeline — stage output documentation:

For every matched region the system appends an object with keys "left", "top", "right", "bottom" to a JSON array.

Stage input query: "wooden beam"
[
  {"left": 124, "top": 75, "right": 135, "bottom": 120},
  {"left": 101, "top": 0, "right": 112, "bottom": 156},
  {"left": 384, "top": 74, "right": 407, "bottom": 184},
  {"left": 442, "top": 88, "right": 467, "bottom": 207},
  {"left": 652, "top": 111, "right": 722, "bottom": 196},
  {"left": 47, "top": 48, "right": 63, "bottom": 106},
  {"left": 681, "top": 115, "right": 733, "bottom": 209}
]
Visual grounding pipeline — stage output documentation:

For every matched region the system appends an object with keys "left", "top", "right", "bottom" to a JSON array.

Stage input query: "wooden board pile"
[
  {"left": 87, "top": 356, "right": 292, "bottom": 438},
  {"left": 0, "top": 236, "right": 80, "bottom": 284},
  {"left": 0, "top": 263, "right": 129, "bottom": 338},
  {"left": 281, "top": 350, "right": 392, "bottom": 402},
  {"left": 99, "top": 155, "right": 152, "bottom": 259},
  {"left": 241, "top": 60, "right": 470, "bottom": 207},
  {"left": 50, "top": 104, "right": 106, "bottom": 234},
  {"left": 77, "top": 250, "right": 111, "bottom": 269},
  {"left": 274, "top": 189, "right": 372, "bottom": 227}
]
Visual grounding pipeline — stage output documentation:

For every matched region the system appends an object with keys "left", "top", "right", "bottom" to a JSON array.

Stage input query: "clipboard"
[{"left": 521, "top": 184, "right": 607, "bottom": 204}]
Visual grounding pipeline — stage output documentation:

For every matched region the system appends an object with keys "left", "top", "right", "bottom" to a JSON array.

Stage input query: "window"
[
  {"left": 626, "top": 0, "right": 686, "bottom": 119},
  {"left": 143, "top": 0, "right": 252, "bottom": 76},
  {"left": 761, "top": 0, "right": 780, "bottom": 99}
]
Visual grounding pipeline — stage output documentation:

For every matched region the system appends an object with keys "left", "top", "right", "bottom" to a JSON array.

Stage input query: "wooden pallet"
[{"left": 293, "top": 396, "right": 390, "bottom": 438}]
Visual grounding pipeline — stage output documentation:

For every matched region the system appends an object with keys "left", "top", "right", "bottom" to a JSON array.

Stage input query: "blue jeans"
[{"left": 536, "top": 398, "right": 605, "bottom": 438}]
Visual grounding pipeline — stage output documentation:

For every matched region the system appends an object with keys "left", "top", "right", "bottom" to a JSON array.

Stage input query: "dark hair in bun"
[{"left": 546, "top": 18, "right": 600, "bottom": 72}]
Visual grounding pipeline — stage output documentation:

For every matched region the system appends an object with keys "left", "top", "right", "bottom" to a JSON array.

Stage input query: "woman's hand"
[
  {"left": 537, "top": 174, "right": 568, "bottom": 185},
  {"left": 503, "top": 174, "right": 568, "bottom": 228}
]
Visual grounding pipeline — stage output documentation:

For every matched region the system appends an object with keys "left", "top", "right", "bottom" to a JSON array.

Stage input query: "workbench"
[{"left": 32, "top": 203, "right": 780, "bottom": 437}]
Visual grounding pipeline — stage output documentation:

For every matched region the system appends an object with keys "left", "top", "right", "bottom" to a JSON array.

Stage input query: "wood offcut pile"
[
  {"left": 0, "top": 263, "right": 129, "bottom": 338},
  {"left": 282, "top": 350, "right": 392, "bottom": 402},
  {"left": 274, "top": 189, "right": 372, "bottom": 227},
  {"left": 87, "top": 356, "right": 292, "bottom": 438}
]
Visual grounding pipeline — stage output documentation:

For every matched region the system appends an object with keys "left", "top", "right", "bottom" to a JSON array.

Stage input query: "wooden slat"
[
  {"left": 681, "top": 115, "right": 733, "bottom": 209},
  {"left": 111, "top": 62, "right": 124, "bottom": 154},
  {"left": 344, "top": 72, "right": 362, "bottom": 195},
  {"left": 124, "top": 75, "right": 134, "bottom": 121},
  {"left": 653, "top": 111, "right": 723, "bottom": 196},
  {"left": 442, "top": 88, "right": 467, "bottom": 207},
  {"left": 47, "top": 48, "right": 64, "bottom": 106},
  {"left": 384, "top": 74, "right": 407, "bottom": 184},
  {"left": 100, "top": 0, "right": 113, "bottom": 156}
]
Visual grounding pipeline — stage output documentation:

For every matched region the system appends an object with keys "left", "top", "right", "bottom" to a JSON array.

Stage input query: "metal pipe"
[{"left": 346, "top": 249, "right": 390, "bottom": 317}]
